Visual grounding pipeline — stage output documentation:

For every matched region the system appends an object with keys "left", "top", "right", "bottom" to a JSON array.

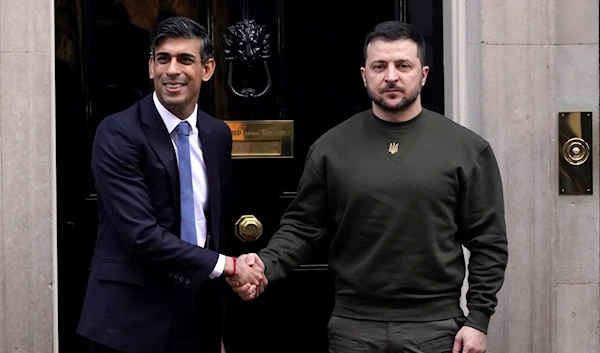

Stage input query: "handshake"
[{"left": 225, "top": 253, "right": 268, "bottom": 300}]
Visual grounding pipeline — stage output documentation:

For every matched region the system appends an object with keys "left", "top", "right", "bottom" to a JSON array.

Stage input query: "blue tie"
[{"left": 175, "top": 122, "right": 197, "bottom": 245}]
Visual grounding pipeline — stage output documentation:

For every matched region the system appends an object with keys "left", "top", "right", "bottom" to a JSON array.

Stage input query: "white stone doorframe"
[
  {"left": 442, "top": 0, "right": 481, "bottom": 131},
  {"left": 443, "top": 0, "right": 467, "bottom": 127},
  {"left": 442, "top": 0, "right": 472, "bottom": 316},
  {"left": 0, "top": 0, "right": 58, "bottom": 352}
]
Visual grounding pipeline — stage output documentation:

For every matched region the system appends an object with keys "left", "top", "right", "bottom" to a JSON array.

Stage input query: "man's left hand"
[{"left": 452, "top": 326, "right": 486, "bottom": 353}]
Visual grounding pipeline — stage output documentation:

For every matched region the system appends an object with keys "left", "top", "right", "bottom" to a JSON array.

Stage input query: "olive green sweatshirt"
[{"left": 258, "top": 108, "right": 508, "bottom": 333}]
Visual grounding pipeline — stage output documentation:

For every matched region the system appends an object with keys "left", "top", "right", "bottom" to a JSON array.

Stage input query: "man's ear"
[
  {"left": 148, "top": 55, "right": 155, "bottom": 79},
  {"left": 360, "top": 67, "right": 367, "bottom": 87},
  {"left": 421, "top": 65, "right": 430, "bottom": 86},
  {"left": 201, "top": 58, "right": 216, "bottom": 82}
]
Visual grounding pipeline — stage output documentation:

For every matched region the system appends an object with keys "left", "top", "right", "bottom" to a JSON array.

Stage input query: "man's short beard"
[{"left": 367, "top": 86, "right": 420, "bottom": 113}]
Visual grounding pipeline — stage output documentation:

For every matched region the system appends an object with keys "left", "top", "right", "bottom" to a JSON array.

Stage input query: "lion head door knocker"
[{"left": 222, "top": 19, "right": 272, "bottom": 98}]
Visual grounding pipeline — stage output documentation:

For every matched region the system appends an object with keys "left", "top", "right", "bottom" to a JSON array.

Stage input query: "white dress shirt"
[{"left": 153, "top": 92, "right": 225, "bottom": 278}]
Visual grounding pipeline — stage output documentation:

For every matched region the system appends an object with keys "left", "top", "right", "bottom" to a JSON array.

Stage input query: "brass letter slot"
[
  {"left": 224, "top": 120, "right": 294, "bottom": 159},
  {"left": 558, "top": 112, "right": 593, "bottom": 195}
]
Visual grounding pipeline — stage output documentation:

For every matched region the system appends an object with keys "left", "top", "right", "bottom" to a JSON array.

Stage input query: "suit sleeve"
[{"left": 92, "top": 116, "right": 219, "bottom": 292}]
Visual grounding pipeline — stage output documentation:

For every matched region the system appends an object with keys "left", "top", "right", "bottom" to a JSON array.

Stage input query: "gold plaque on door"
[
  {"left": 224, "top": 120, "right": 293, "bottom": 159},
  {"left": 558, "top": 112, "right": 593, "bottom": 195}
]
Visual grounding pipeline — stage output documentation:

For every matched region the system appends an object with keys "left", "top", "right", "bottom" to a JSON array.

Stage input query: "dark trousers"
[{"left": 327, "top": 315, "right": 466, "bottom": 353}]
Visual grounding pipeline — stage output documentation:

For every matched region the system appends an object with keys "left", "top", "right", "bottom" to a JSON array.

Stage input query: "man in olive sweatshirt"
[{"left": 228, "top": 20, "right": 508, "bottom": 353}]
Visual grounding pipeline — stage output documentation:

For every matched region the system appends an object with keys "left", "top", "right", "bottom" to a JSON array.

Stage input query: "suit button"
[{"left": 185, "top": 279, "right": 190, "bottom": 285}]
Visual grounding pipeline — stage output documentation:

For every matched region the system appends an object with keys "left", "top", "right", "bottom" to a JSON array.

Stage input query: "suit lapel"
[
  {"left": 197, "top": 110, "right": 221, "bottom": 250},
  {"left": 140, "top": 95, "right": 180, "bottom": 215}
]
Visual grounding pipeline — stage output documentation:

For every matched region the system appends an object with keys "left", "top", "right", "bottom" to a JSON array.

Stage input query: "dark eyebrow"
[
  {"left": 371, "top": 58, "right": 413, "bottom": 65},
  {"left": 155, "top": 52, "right": 198, "bottom": 60},
  {"left": 178, "top": 53, "right": 198, "bottom": 59}
]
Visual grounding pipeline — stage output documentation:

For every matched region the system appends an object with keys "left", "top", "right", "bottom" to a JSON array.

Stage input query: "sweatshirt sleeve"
[
  {"left": 258, "top": 147, "right": 332, "bottom": 281},
  {"left": 458, "top": 144, "right": 509, "bottom": 333}
]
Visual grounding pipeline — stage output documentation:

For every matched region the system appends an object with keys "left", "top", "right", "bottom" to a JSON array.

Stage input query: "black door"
[{"left": 55, "top": 1, "right": 444, "bottom": 352}]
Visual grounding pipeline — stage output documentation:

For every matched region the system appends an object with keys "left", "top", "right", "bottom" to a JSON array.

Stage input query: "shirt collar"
[{"left": 153, "top": 91, "right": 198, "bottom": 134}]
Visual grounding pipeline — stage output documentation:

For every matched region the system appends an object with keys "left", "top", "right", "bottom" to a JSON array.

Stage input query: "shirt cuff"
[{"left": 209, "top": 254, "right": 226, "bottom": 279}]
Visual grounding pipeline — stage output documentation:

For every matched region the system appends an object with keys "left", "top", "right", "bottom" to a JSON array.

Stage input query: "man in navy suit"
[{"left": 77, "top": 16, "right": 267, "bottom": 353}]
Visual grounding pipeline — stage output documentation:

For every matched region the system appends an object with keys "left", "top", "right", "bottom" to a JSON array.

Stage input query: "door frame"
[{"left": 443, "top": 0, "right": 479, "bottom": 132}]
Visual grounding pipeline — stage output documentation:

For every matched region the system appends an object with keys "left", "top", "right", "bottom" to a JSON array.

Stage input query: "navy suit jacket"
[{"left": 77, "top": 94, "right": 232, "bottom": 353}]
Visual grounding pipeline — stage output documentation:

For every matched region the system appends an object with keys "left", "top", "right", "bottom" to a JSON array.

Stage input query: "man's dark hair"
[
  {"left": 150, "top": 16, "right": 214, "bottom": 64},
  {"left": 363, "top": 21, "right": 426, "bottom": 65}
]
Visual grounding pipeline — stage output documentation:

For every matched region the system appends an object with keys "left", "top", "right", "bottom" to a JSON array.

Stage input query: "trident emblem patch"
[{"left": 388, "top": 142, "right": 399, "bottom": 155}]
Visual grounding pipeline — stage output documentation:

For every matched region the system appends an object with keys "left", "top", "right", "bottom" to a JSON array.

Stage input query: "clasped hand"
[{"left": 225, "top": 253, "right": 267, "bottom": 300}]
